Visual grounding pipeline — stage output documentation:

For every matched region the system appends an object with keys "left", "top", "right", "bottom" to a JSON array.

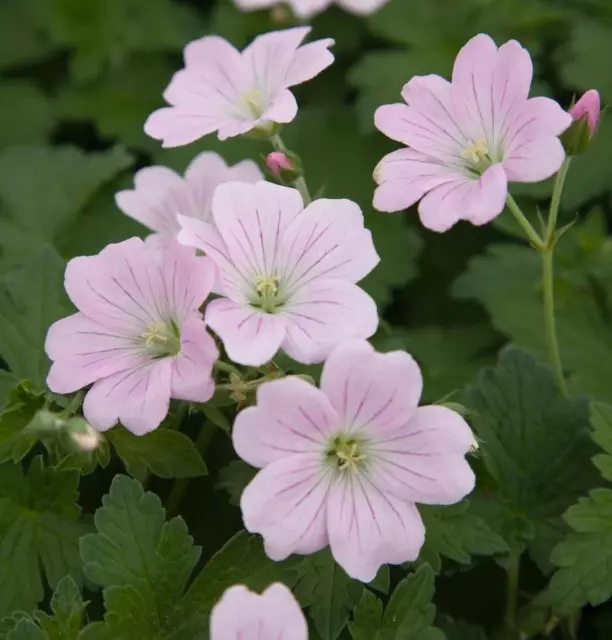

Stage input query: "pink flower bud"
[
  {"left": 570, "top": 89, "right": 601, "bottom": 137},
  {"left": 266, "top": 151, "right": 293, "bottom": 178}
]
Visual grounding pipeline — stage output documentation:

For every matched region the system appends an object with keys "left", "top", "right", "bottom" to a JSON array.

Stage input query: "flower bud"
[
  {"left": 266, "top": 151, "right": 293, "bottom": 177},
  {"left": 562, "top": 90, "right": 601, "bottom": 156},
  {"left": 65, "top": 417, "right": 101, "bottom": 452},
  {"left": 570, "top": 89, "right": 601, "bottom": 137}
]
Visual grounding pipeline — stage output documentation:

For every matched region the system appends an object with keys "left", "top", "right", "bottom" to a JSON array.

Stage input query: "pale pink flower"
[
  {"left": 145, "top": 27, "right": 334, "bottom": 147},
  {"left": 570, "top": 89, "right": 601, "bottom": 137},
  {"left": 374, "top": 33, "right": 573, "bottom": 232},
  {"left": 233, "top": 340, "right": 476, "bottom": 582},
  {"left": 210, "top": 583, "right": 307, "bottom": 640},
  {"left": 177, "top": 181, "right": 379, "bottom": 367},
  {"left": 45, "top": 239, "right": 218, "bottom": 435},
  {"left": 115, "top": 152, "right": 262, "bottom": 249},
  {"left": 234, "top": 0, "right": 390, "bottom": 19}
]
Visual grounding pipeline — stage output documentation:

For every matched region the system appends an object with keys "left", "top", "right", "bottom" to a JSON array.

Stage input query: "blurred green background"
[{"left": 1, "top": 0, "right": 612, "bottom": 635}]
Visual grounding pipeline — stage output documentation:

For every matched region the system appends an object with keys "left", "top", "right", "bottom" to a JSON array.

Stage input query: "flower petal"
[
  {"left": 503, "top": 136, "right": 566, "bottom": 183},
  {"left": 370, "top": 405, "right": 476, "bottom": 505},
  {"left": 241, "top": 454, "right": 332, "bottom": 559},
  {"left": 170, "top": 316, "right": 218, "bottom": 402},
  {"left": 233, "top": 376, "right": 338, "bottom": 468},
  {"left": 279, "top": 198, "right": 379, "bottom": 290},
  {"left": 212, "top": 181, "right": 305, "bottom": 282},
  {"left": 64, "top": 238, "right": 164, "bottom": 333},
  {"left": 320, "top": 340, "right": 423, "bottom": 436},
  {"left": 337, "top": 0, "right": 391, "bottom": 14},
  {"left": 83, "top": 359, "right": 172, "bottom": 434},
  {"left": 285, "top": 37, "right": 335, "bottom": 86},
  {"left": 326, "top": 474, "right": 425, "bottom": 582},
  {"left": 205, "top": 298, "right": 286, "bottom": 366},
  {"left": 161, "top": 243, "right": 216, "bottom": 321},
  {"left": 261, "top": 89, "right": 298, "bottom": 124},
  {"left": 210, "top": 583, "right": 308, "bottom": 640},
  {"left": 114, "top": 166, "right": 186, "bottom": 234},
  {"left": 281, "top": 279, "right": 378, "bottom": 364},
  {"left": 144, "top": 106, "right": 224, "bottom": 148},
  {"left": 45, "top": 312, "right": 146, "bottom": 394},
  {"left": 373, "top": 147, "right": 460, "bottom": 213}
]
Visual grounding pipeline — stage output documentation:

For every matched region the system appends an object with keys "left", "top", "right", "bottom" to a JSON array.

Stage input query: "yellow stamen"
[
  {"left": 254, "top": 275, "right": 281, "bottom": 295},
  {"left": 336, "top": 443, "right": 367, "bottom": 473},
  {"left": 461, "top": 138, "right": 489, "bottom": 164},
  {"left": 141, "top": 322, "right": 168, "bottom": 348}
]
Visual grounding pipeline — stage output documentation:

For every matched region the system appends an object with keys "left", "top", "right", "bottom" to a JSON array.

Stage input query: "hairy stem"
[
  {"left": 547, "top": 158, "right": 572, "bottom": 243},
  {"left": 270, "top": 132, "right": 312, "bottom": 205},
  {"left": 505, "top": 556, "right": 520, "bottom": 632},
  {"left": 506, "top": 194, "right": 545, "bottom": 251}
]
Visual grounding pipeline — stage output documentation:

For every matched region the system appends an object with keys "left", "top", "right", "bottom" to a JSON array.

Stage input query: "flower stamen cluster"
[{"left": 328, "top": 435, "right": 367, "bottom": 472}]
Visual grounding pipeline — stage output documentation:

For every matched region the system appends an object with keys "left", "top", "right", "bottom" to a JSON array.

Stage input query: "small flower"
[
  {"left": 115, "top": 152, "right": 262, "bottom": 249},
  {"left": 234, "top": 0, "right": 391, "bottom": 19},
  {"left": 266, "top": 151, "right": 295, "bottom": 179},
  {"left": 177, "top": 181, "right": 379, "bottom": 367},
  {"left": 233, "top": 340, "right": 476, "bottom": 582},
  {"left": 570, "top": 89, "right": 601, "bottom": 137},
  {"left": 373, "top": 33, "right": 572, "bottom": 232},
  {"left": 66, "top": 418, "right": 102, "bottom": 452},
  {"left": 145, "top": 27, "right": 334, "bottom": 147},
  {"left": 45, "top": 239, "right": 219, "bottom": 435},
  {"left": 210, "top": 583, "right": 307, "bottom": 640}
]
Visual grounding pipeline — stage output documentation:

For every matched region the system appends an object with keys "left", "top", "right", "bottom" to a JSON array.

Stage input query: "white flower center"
[
  {"left": 140, "top": 321, "right": 180, "bottom": 357},
  {"left": 327, "top": 435, "right": 367, "bottom": 473},
  {"left": 242, "top": 89, "right": 265, "bottom": 118}
]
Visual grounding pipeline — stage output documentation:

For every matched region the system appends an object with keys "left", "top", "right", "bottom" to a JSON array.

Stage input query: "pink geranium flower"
[
  {"left": 374, "top": 34, "right": 573, "bottom": 232},
  {"left": 570, "top": 89, "right": 601, "bottom": 137},
  {"left": 145, "top": 27, "right": 334, "bottom": 147},
  {"left": 177, "top": 181, "right": 379, "bottom": 367},
  {"left": 115, "top": 152, "right": 262, "bottom": 249},
  {"left": 234, "top": 0, "right": 390, "bottom": 19},
  {"left": 233, "top": 340, "right": 476, "bottom": 582},
  {"left": 210, "top": 583, "right": 307, "bottom": 640},
  {"left": 45, "top": 239, "right": 218, "bottom": 435}
]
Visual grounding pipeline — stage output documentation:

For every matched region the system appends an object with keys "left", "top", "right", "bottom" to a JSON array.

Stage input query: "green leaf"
[
  {"left": 592, "top": 403, "right": 612, "bottom": 482},
  {"left": 6, "top": 620, "right": 46, "bottom": 640},
  {"left": 35, "top": 576, "right": 86, "bottom": 639},
  {"left": 436, "top": 616, "right": 486, "bottom": 640},
  {"left": 0, "top": 0, "right": 56, "bottom": 71},
  {"left": 453, "top": 234, "right": 612, "bottom": 403},
  {"left": 0, "top": 146, "right": 133, "bottom": 268},
  {"left": 348, "top": 565, "right": 444, "bottom": 640},
  {"left": 107, "top": 426, "right": 207, "bottom": 482},
  {"left": 49, "top": 0, "right": 205, "bottom": 80},
  {"left": 216, "top": 460, "right": 257, "bottom": 506},
  {"left": 419, "top": 500, "right": 509, "bottom": 573},
  {"left": 0, "top": 83, "right": 54, "bottom": 147},
  {"left": 0, "top": 457, "right": 85, "bottom": 617},
  {"left": 174, "top": 531, "right": 299, "bottom": 638},
  {"left": 464, "top": 347, "right": 598, "bottom": 572},
  {"left": 56, "top": 56, "right": 176, "bottom": 151},
  {"left": 80, "top": 475, "right": 200, "bottom": 635},
  {"left": 0, "top": 383, "right": 45, "bottom": 464},
  {"left": 0, "top": 246, "right": 69, "bottom": 388},
  {"left": 294, "top": 549, "right": 363, "bottom": 640}
]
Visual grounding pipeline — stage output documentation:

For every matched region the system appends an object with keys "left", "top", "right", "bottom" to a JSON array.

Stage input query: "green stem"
[
  {"left": 269, "top": 132, "right": 312, "bottom": 205},
  {"left": 542, "top": 248, "right": 568, "bottom": 397},
  {"left": 505, "top": 556, "right": 520, "bottom": 632},
  {"left": 546, "top": 158, "right": 572, "bottom": 243},
  {"left": 213, "top": 360, "right": 241, "bottom": 376},
  {"left": 166, "top": 422, "right": 216, "bottom": 516},
  {"left": 506, "top": 194, "right": 545, "bottom": 251}
]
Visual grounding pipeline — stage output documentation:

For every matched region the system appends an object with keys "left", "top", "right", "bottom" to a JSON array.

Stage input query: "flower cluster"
[{"left": 42, "top": 22, "right": 596, "bottom": 639}]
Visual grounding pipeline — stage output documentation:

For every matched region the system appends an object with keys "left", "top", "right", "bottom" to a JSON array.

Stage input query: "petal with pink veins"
[
  {"left": 233, "top": 376, "right": 338, "bottom": 468},
  {"left": 320, "top": 340, "right": 423, "bottom": 435},
  {"left": 503, "top": 136, "right": 566, "bottom": 183},
  {"left": 326, "top": 474, "right": 425, "bottom": 582},
  {"left": 83, "top": 359, "right": 173, "bottom": 434},
  {"left": 370, "top": 405, "right": 476, "bottom": 505},
  {"left": 282, "top": 279, "right": 378, "bottom": 364},
  {"left": 205, "top": 298, "right": 286, "bottom": 366},
  {"left": 241, "top": 454, "right": 332, "bottom": 559}
]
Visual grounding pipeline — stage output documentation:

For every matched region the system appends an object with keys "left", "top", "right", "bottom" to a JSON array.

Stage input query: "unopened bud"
[
  {"left": 266, "top": 151, "right": 293, "bottom": 177},
  {"left": 65, "top": 417, "right": 101, "bottom": 452},
  {"left": 570, "top": 89, "right": 601, "bottom": 137},
  {"left": 562, "top": 89, "right": 602, "bottom": 156}
]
